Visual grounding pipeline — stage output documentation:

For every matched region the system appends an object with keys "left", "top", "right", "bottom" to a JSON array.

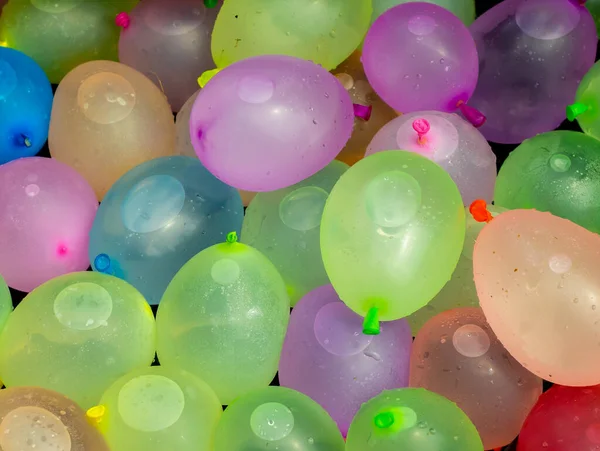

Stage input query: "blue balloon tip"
[{"left": 94, "top": 254, "right": 111, "bottom": 273}]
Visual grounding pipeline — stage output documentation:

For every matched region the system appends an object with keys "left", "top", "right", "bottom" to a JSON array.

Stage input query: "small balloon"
[{"left": 371, "top": 0, "right": 476, "bottom": 26}]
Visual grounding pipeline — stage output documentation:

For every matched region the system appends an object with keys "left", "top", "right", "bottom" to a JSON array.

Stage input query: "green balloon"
[
  {"left": 320, "top": 151, "right": 465, "bottom": 333},
  {"left": 371, "top": 0, "right": 475, "bottom": 25},
  {"left": 241, "top": 161, "right": 348, "bottom": 306},
  {"left": 0, "top": 272, "right": 156, "bottom": 409},
  {"left": 408, "top": 204, "right": 507, "bottom": 334},
  {"left": 345, "top": 388, "right": 483, "bottom": 451},
  {"left": 211, "top": 0, "right": 372, "bottom": 70},
  {"left": 495, "top": 131, "right": 600, "bottom": 233},
  {"left": 568, "top": 60, "right": 600, "bottom": 139},
  {"left": 0, "top": 0, "right": 138, "bottom": 83},
  {"left": 156, "top": 233, "right": 290, "bottom": 405},
  {"left": 213, "top": 387, "right": 345, "bottom": 451},
  {"left": 586, "top": 0, "right": 600, "bottom": 37},
  {"left": 0, "top": 274, "right": 12, "bottom": 335}
]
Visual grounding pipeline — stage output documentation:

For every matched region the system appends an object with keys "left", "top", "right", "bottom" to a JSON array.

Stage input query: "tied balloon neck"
[
  {"left": 374, "top": 411, "right": 396, "bottom": 430},
  {"left": 469, "top": 199, "right": 493, "bottom": 223},
  {"left": 115, "top": 12, "right": 131, "bottom": 29},
  {"left": 19, "top": 134, "right": 31, "bottom": 148},
  {"left": 94, "top": 254, "right": 113, "bottom": 275},
  {"left": 456, "top": 101, "right": 486, "bottom": 128},
  {"left": 566, "top": 102, "right": 588, "bottom": 121},
  {"left": 204, "top": 0, "right": 219, "bottom": 7},
  {"left": 363, "top": 306, "right": 380, "bottom": 335},
  {"left": 353, "top": 104, "right": 372, "bottom": 121},
  {"left": 412, "top": 118, "right": 430, "bottom": 146},
  {"left": 86, "top": 405, "right": 106, "bottom": 427},
  {"left": 226, "top": 231, "right": 238, "bottom": 244}
]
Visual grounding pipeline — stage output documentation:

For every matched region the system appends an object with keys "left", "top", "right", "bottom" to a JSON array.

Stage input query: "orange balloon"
[
  {"left": 474, "top": 209, "right": 600, "bottom": 386},
  {"left": 333, "top": 52, "right": 398, "bottom": 166}
]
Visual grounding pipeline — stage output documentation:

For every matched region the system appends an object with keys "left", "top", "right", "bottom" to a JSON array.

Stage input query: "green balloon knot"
[
  {"left": 363, "top": 306, "right": 380, "bottom": 335},
  {"left": 204, "top": 0, "right": 219, "bottom": 7},
  {"left": 566, "top": 102, "right": 588, "bottom": 121},
  {"left": 374, "top": 411, "right": 396, "bottom": 429},
  {"left": 226, "top": 231, "right": 238, "bottom": 244}
]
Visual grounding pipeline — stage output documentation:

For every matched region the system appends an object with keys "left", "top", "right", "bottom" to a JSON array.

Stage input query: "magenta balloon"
[
  {"left": 279, "top": 285, "right": 412, "bottom": 437},
  {"left": 189, "top": 55, "right": 354, "bottom": 192},
  {"left": 0, "top": 157, "right": 98, "bottom": 292},
  {"left": 118, "top": 0, "right": 219, "bottom": 112},
  {"left": 362, "top": 2, "right": 479, "bottom": 113},
  {"left": 468, "top": 0, "right": 596, "bottom": 144}
]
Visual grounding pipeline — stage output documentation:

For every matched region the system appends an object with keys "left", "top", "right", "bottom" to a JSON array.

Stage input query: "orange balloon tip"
[{"left": 469, "top": 199, "right": 493, "bottom": 223}]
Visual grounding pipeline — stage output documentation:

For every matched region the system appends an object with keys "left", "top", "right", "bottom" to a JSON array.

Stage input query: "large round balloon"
[
  {"left": 469, "top": 0, "right": 596, "bottom": 144},
  {"left": 118, "top": 0, "right": 220, "bottom": 112},
  {"left": 495, "top": 131, "right": 600, "bottom": 233},
  {"left": 49, "top": 60, "right": 176, "bottom": 200},
  {"left": 474, "top": 209, "right": 600, "bottom": 386},
  {"left": 410, "top": 307, "right": 542, "bottom": 449},
  {"left": 518, "top": 384, "right": 600, "bottom": 451},
  {"left": 0, "top": 47, "right": 53, "bottom": 164},
  {"left": 0, "top": 272, "right": 156, "bottom": 409},
  {"left": 321, "top": 150, "right": 465, "bottom": 332},
  {"left": 156, "top": 234, "right": 290, "bottom": 405},
  {"left": 0, "top": 0, "right": 138, "bottom": 83},
  {"left": 279, "top": 285, "right": 412, "bottom": 436},
  {"left": 211, "top": 0, "right": 372, "bottom": 70},
  {"left": 91, "top": 366, "right": 222, "bottom": 451},
  {"left": 345, "top": 388, "right": 484, "bottom": 451},
  {"left": 89, "top": 156, "right": 243, "bottom": 305},
  {"left": 366, "top": 111, "right": 496, "bottom": 205},
  {"left": 372, "top": 0, "right": 476, "bottom": 26},
  {"left": 213, "top": 387, "right": 345, "bottom": 451},
  {"left": 567, "top": 61, "right": 600, "bottom": 141},
  {"left": 189, "top": 55, "right": 353, "bottom": 192},
  {"left": 0, "top": 157, "right": 98, "bottom": 292},
  {"left": 362, "top": 3, "right": 480, "bottom": 117}
]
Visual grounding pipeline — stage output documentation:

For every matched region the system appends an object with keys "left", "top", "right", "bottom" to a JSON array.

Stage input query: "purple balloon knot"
[
  {"left": 457, "top": 101, "right": 486, "bottom": 128},
  {"left": 353, "top": 104, "right": 372, "bottom": 121},
  {"left": 115, "top": 12, "right": 131, "bottom": 29},
  {"left": 412, "top": 119, "right": 430, "bottom": 145}
]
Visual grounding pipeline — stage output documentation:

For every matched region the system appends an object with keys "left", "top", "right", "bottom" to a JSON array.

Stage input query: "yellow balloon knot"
[
  {"left": 0, "top": 41, "right": 7, "bottom": 48},
  {"left": 198, "top": 68, "right": 221, "bottom": 88},
  {"left": 86, "top": 405, "right": 106, "bottom": 426}
]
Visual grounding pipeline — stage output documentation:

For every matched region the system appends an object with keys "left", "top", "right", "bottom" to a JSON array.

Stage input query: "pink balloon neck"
[
  {"left": 115, "top": 12, "right": 131, "bottom": 29},
  {"left": 457, "top": 101, "right": 486, "bottom": 128},
  {"left": 412, "top": 118, "right": 430, "bottom": 146},
  {"left": 353, "top": 104, "right": 372, "bottom": 121}
]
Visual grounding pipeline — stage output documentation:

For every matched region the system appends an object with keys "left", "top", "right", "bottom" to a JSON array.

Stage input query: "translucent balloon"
[
  {"left": 117, "top": 0, "right": 220, "bottom": 112},
  {"left": 0, "top": 386, "right": 109, "bottom": 451},
  {"left": 345, "top": 388, "right": 483, "bottom": 451},
  {"left": 0, "top": 157, "right": 98, "bottom": 292},
  {"left": 0, "top": 272, "right": 156, "bottom": 409},
  {"left": 0, "top": 0, "right": 138, "bottom": 83},
  {"left": 567, "top": 61, "right": 600, "bottom": 141},
  {"left": 189, "top": 55, "right": 354, "bottom": 192},
  {"left": 213, "top": 386, "right": 345, "bottom": 451},
  {"left": 474, "top": 209, "right": 600, "bottom": 386},
  {"left": 0, "top": 47, "right": 53, "bottom": 164},
  {"left": 518, "top": 384, "right": 600, "bottom": 451},
  {"left": 332, "top": 51, "right": 398, "bottom": 166},
  {"left": 320, "top": 151, "right": 465, "bottom": 332},
  {"left": 89, "top": 156, "right": 243, "bottom": 305},
  {"left": 410, "top": 307, "right": 542, "bottom": 449},
  {"left": 0, "top": 275, "right": 11, "bottom": 334},
  {"left": 372, "top": 0, "right": 475, "bottom": 25},
  {"left": 211, "top": 0, "right": 372, "bottom": 70},
  {"left": 156, "top": 234, "right": 290, "bottom": 405},
  {"left": 242, "top": 161, "right": 348, "bottom": 306},
  {"left": 495, "top": 131, "right": 600, "bottom": 233},
  {"left": 408, "top": 204, "right": 507, "bottom": 333},
  {"left": 366, "top": 111, "right": 496, "bottom": 205},
  {"left": 89, "top": 366, "right": 221, "bottom": 451},
  {"left": 279, "top": 285, "right": 412, "bottom": 436},
  {"left": 362, "top": 3, "right": 480, "bottom": 120},
  {"left": 469, "top": 0, "right": 596, "bottom": 144},
  {"left": 49, "top": 60, "right": 176, "bottom": 200}
]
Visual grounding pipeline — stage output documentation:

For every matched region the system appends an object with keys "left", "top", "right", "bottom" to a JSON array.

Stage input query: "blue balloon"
[
  {"left": 89, "top": 156, "right": 244, "bottom": 305},
  {"left": 0, "top": 46, "right": 53, "bottom": 164}
]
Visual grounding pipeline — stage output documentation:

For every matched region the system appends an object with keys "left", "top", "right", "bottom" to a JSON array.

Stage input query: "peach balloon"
[
  {"left": 49, "top": 60, "right": 176, "bottom": 200},
  {"left": 410, "top": 307, "right": 542, "bottom": 449},
  {"left": 474, "top": 209, "right": 600, "bottom": 386},
  {"left": 333, "top": 52, "right": 398, "bottom": 166}
]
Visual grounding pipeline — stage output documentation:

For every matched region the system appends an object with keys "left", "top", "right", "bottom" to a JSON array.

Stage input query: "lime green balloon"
[
  {"left": 92, "top": 366, "right": 222, "bottom": 451},
  {"left": 213, "top": 386, "right": 345, "bottom": 451},
  {"left": 211, "top": 0, "right": 372, "bottom": 70},
  {"left": 320, "top": 151, "right": 465, "bottom": 331},
  {"left": 568, "top": 60, "right": 600, "bottom": 139},
  {"left": 156, "top": 233, "right": 290, "bottom": 405},
  {"left": 0, "top": 272, "right": 156, "bottom": 409},
  {"left": 346, "top": 388, "right": 483, "bottom": 451},
  {"left": 241, "top": 161, "right": 348, "bottom": 306},
  {"left": 495, "top": 131, "right": 600, "bottom": 233},
  {"left": 0, "top": 0, "right": 138, "bottom": 83},
  {"left": 408, "top": 205, "right": 507, "bottom": 334},
  {"left": 372, "top": 0, "right": 475, "bottom": 25},
  {"left": 0, "top": 274, "right": 13, "bottom": 335}
]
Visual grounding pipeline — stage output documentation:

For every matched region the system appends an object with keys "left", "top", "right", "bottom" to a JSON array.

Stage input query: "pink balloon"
[
  {"left": 0, "top": 157, "right": 98, "bottom": 292},
  {"left": 474, "top": 209, "right": 600, "bottom": 386}
]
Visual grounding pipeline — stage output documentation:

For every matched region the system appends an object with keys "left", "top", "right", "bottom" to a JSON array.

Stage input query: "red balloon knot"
[
  {"left": 412, "top": 118, "right": 430, "bottom": 145},
  {"left": 469, "top": 199, "right": 493, "bottom": 223},
  {"left": 115, "top": 12, "right": 131, "bottom": 29},
  {"left": 353, "top": 104, "right": 372, "bottom": 121}
]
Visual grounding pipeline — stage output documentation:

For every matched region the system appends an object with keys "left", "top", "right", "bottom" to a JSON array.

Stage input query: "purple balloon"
[
  {"left": 279, "top": 285, "right": 412, "bottom": 437},
  {"left": 468, "top": 0, "right": 596, "bottom": 144},
  {"left": 189, "top": 55, "right": 354, "bottom": 192},
  {"left": 362, "top": 2, "right": 479, "bottom": 119}
]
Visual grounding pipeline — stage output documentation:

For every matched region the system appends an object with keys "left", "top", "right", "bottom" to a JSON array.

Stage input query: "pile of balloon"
[{"left": 2, "top": 0, "right": 600, "bottom": 449}]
